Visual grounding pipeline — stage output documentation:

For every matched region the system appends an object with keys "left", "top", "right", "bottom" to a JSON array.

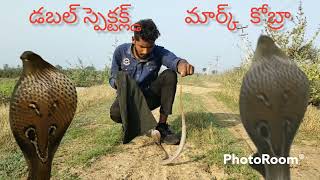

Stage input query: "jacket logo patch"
[{"left": 123, "top": 58, "right": 131, "bottom": 66}]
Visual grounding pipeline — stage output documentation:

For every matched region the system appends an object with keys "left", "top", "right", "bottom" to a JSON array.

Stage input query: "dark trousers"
[{"left": 110, "top": 69, "right": 177, "bottom": 123}]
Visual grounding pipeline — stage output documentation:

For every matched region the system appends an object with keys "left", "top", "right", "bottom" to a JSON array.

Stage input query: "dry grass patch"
[
  {"left": 301, "top": 105, "right": 320, "bottom": 133},
  {"left": 76, "top": 85, "right": 115, "bottom": 113},
  {"left": 0, "top": 104, "right": 16, "bottom": 153}
]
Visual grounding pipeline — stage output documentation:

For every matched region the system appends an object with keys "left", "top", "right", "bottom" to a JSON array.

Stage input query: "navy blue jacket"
[{"left": 109, "top": 43, "right": 181, "bottom": 92}]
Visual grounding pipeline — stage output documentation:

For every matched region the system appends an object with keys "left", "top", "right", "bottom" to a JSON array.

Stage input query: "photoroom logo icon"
[{"left": 224, "top": 154, "right": 304, "bottom": 165}]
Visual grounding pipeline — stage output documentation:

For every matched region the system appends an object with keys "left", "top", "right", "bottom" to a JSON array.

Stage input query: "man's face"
[{"left": 132, "top": 37, "right": 155, "bottom": 59}]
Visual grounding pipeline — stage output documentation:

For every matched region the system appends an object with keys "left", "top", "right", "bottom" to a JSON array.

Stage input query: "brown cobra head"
[
  {"left": 239, "top": 36, "right": 309, "bottom": 180},
  {"left": 9, "top": 51, "right": 77, "bottom": 179}
]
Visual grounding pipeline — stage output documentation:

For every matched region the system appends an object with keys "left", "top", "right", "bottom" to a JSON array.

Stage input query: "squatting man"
[{"left": 109, "top": 19, "right": 194, "bottom": 145}]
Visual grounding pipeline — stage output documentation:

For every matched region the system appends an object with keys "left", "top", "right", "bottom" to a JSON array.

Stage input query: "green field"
[{"left": 0, "top": 78, "right": 17, "bottom": 104}]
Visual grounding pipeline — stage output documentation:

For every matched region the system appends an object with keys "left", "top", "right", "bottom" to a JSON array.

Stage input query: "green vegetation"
[
  {"left": 0, "top": 78, "right": 17, "bottom": 104},
  {"left": 0, "top": 59, "right": 111, "bottom": 104},
  {"left": 61, "top": 58, "right": 111, "bottom": 87},
  {"left": 0, "top": 65, "right": 22, "bottom": 78}
]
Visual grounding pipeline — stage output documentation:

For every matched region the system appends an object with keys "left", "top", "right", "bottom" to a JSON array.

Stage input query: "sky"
[{"left": 0, "top": 0, "right": 319, "bottom": 72}]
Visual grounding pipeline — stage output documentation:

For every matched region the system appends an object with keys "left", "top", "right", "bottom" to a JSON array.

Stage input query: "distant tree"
[
  {"left": 263, "top": 1, "right": 320, "bottom": 64},
  {"left": 3, "top": 64, "right": 9, "bottom": 70},
  {"left": 55, "top": 65, "right": 63, "bottom": 70},
  {"left": 85, "top": 65, "right": 96, "bottom": 71},
  {"left": 202, "top": 68, "right": 207, "bottom": 73}
]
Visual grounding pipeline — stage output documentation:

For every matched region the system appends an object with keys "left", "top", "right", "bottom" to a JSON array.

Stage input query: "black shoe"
[{"left": 156, "top": 123, "right": 180, "bottom": 145}]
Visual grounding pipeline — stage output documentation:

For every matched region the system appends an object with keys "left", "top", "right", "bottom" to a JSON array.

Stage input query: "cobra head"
[
  {"left": 20, "top": 51, "right": 55, "bottom": 75},
  {"left": 240, "top": 36, "right": 309, "bottom": 180}
]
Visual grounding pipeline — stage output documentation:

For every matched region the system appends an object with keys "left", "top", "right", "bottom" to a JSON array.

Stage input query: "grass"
[
  {"left": 0, "top": 78, "right": 17, "bottom": 104},
  {"left": 0, "top": 150, "right": 27, "bottom": 179},
  {"left": 0, "top": 85, "right": 123, "bottom": 179},
  {"left": 169, "top": 92, "right": 260, "bottom": 179},
  {"left": 0, "top": 104, "right": 16, "bottom": 153},
  {"left": 295, "top": 105, "right": 320, "bottom": 143},
  {"left": 211, "top": 90, "right": 239, "bottom": 113},
  {"left": 54, "top": 100, "right": 122, "bottom": 169}
]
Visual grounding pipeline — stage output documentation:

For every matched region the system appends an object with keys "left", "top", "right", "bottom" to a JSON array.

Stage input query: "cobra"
[
  {"left": 9, "top": 51, "right": 77, "bottom": 180},
  {"left": 239, "top": 36, "right": 309, "bottom": 180}
]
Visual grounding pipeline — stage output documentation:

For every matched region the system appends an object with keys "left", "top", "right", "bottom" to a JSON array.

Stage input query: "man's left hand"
[{"left": 177, "top": 59, "right": 194, "bottom": 77}]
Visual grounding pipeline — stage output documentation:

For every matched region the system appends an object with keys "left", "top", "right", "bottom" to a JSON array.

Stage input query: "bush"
[
  {"left": 0, "top": 65, "right": 22, "bottom": 79},
  {"left": 299, "top": 63, "right": 320, "bottom": 105},
  {"left": 63, "top": 58, "right": 110, "bottom": 87},
  {"left": 63, "top": 68, "right": 106, "bottom": 87},
  {"left": 241, "top": 1, "right": 320, "bottom": 106}
]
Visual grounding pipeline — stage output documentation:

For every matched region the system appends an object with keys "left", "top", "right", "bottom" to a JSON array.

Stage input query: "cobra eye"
[
  {"left": 257, "top": 121, "right": 270, "bottom": 139},
  {"left": 49, "top": 125, "right": 57, "bottom": 136},
  {"left": 25, "top": 127, "right": 36, "bottom": 141}
]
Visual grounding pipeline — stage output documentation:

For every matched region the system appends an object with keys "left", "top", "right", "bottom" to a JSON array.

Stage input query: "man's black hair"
[{"left": 134, "top": 19, "right": 160, "bottom": 42}]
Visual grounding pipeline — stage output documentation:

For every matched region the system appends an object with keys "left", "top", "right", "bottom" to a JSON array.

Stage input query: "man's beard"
[{"left": 134, "top": 47, "right": 149, "bottom": 59}]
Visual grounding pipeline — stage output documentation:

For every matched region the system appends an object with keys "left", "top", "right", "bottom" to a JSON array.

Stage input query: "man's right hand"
[{"left": 177, "top": 59, "right": 194, "bottom": 77}]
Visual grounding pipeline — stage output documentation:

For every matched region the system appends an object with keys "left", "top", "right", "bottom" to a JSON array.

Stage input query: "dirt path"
[
  {"left": 77, "top": 136, "right": 220, "bottom": 180},
  {"left": 76, "top": 83, "right": 319, "bottom": 180},
  {"left": 198, "top": 83, "right": 320, "bottom": 180}
]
